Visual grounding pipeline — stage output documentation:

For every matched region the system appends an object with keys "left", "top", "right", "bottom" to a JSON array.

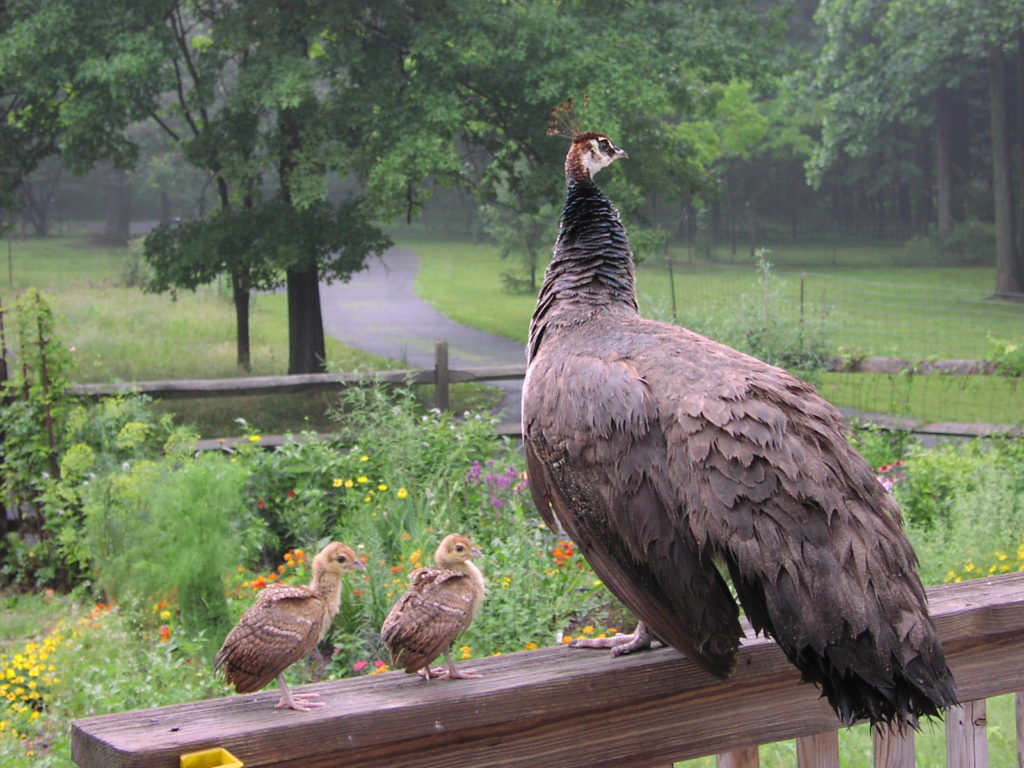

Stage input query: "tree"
[
  {"left": 812, "top": 0, "right": 1024, "bottom": 296},
  {"left": 0, "top": 1, "right": 172, "bottom": 220}
]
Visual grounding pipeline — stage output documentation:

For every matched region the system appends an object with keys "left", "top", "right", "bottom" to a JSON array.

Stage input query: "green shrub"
[
  {"left": 81, "top": 453, "right": 254, "bottom": 649},
  {"left": 899, "top": 220, "right": 996, "bottom": 266},
  {"left": 682, "top": 249, "right": 833, "bottom": 383}
]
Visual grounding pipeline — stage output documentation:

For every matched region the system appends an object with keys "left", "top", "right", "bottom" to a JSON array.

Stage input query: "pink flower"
[
  {"left": 373, "top": 660, "right": 387, "bottom": 668},
  {"left": 878, "top": 465, "right": 892, "bottom": 474},
  {"left": 352, "top": 660, "right": 369, "bottom": 672}
]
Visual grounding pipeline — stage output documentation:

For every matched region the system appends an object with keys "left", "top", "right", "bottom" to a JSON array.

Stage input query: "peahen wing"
[
  {"left": 214, "top": 584, "right": 325, "bottom": 694},
  {"left": 381, "top": 568, "right": 477, "bottom": 674},
  {"left": 524, "top": 337, "right": 743, "bottom": 677}
]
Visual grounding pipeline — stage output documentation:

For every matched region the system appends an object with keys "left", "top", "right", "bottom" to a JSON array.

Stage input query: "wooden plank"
[
  {"left": 946, "top": 700, "right": 988, "bottom": 768},
  {"left": 829, "top": 355, "right": 1001, "bottom": 376},
  {"left": 717, "top": 745, "right": 759, "bottom": 767},
  {"left": 873, "top": 724, "right": 915, "bottom": 767},
  {"left": 68, "top": 365, "right": 528, "bottom": 400},
  {"left": 71, "top": 572, "right": 1024, "bottom": 768},
  {"left": 795, "top": 730, "right": 838, "bottom": 768},
  {"left": 434, "top": 341, "right": 449, "bottom": 412}
]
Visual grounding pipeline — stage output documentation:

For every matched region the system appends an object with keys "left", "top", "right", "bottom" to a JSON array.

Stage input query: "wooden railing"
[
  {"left": 67, "top": 342, "right": 1022, "bottom": 442},
  {"left": 71, "top": 571, "right": 1024, "bottom": 768}
]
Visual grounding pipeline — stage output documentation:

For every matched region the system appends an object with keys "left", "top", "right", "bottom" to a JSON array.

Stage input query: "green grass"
[
  {"left": 402, "top": 233, "right": 1023, "bottom": 424},
  {"left": 0, "top": 591, "right": 69, "bottom": 656},
  {"left": 1, "top": 234, "right": 498, "bottom": 437}
]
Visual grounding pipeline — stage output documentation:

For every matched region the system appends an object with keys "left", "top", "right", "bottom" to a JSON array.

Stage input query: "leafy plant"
[
  {"left": 685, "top": 249, "right": 834, "bottom": 383},
  {"left": 985, "top": 335, "right": 1024, "bottom": 377}
]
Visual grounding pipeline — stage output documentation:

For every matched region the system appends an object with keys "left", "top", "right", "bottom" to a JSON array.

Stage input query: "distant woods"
[{"left": 1, "top": 0, "right": 1022, "bottom": 373}]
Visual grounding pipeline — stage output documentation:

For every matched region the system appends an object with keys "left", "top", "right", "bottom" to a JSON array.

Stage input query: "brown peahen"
[{"left": 521, "top": 128, "right": 957, "bottom": 729}]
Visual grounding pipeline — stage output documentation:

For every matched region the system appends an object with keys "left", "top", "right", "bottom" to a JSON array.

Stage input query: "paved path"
[{"left": 319, "top": 247, "right": 527, "bottom": 425}]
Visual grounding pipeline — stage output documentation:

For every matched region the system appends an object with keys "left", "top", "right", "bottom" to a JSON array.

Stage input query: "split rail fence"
[
  {"left": 68, "top": 341, "right": 1023, "bottom": 442},
  {"left": 72, "top": 571, "right": 1024, "bottom": 767}
]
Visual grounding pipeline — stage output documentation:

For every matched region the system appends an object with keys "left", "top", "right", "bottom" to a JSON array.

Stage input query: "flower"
[
  {"left": 158, "top": 625, "right": 171, "bottom": 643},
  {"left": 360, "top": 455, "right": 370, "bottom": 462},
  {"left": 459, "top": 645, "right": 472, "bottom": 659},
  {"left": 159, "top": 610, "right": 171, "bottom": 620},
  {"left": 248, "top": 435, "right": 261, "bottom": 442},
  {"left": 332, "top": 478, "right": 343, "bottom": 487},
  {"left": 396, "top": 487, "right": 409, "bottom": 499},
  {"left": 582, "top": 626, "right": 594, "bottom": 635},
  {"left": 344, "top": 479, "right": 354, "bottom": 488},
  {"left": 524, "top": 641, "right": 538, "bottom": 650},
  {"left": 357, "top": 476, "right": 369, "bottom": 484},
  {"left": 378, "top": 483, "right": 388, "bottom": 491},
  {"left": 287, "top": 489, "right": 297, "bottom": 498},
  {"left": 352, "top": 661, "right": 369, "bottom": 672}
]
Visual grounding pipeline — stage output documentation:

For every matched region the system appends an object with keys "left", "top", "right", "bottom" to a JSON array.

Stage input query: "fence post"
[
  {"left": 796, "top": 730, "right": 839, "bottom": 768},
  {"left": 872, "top": 724, "right": 914, "bottom": 767},
  {"left": 435, "top": 340, "right": 449, "bottom": 412},
  {"left": 717, "top": 746, "right": 759, "bottom": 767},
  {"left": 946, "top": 700, "right": 988, "bottom": 767}
]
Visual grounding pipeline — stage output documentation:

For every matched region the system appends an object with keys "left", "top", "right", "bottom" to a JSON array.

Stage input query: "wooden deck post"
[
  {"left": 796, "top": 730, "right": 839, "bottom": 767},
  {"left": 946, "top": 700, "right": 988, "bottom": 767},
  {"left": 717, "top": 745, "right": 759, "bottom": 767},
  {"left": 872, "top": 724, "right": 915, "bottom": 767}
]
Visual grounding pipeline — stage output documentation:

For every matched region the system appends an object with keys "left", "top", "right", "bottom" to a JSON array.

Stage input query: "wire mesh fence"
[{"left": 638, "top": 256, "right": 1024, "bottom": 427}]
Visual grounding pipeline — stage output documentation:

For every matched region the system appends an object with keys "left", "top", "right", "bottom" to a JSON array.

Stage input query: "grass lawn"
[
  {"left": 401, "top": 232, "right": 1024, "bottom": 425},
  {"left": 1, "top": 234, "right": 498, "bottom": 437}
]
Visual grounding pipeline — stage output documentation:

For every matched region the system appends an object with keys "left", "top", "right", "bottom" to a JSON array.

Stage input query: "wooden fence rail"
[
  {"left": 67, "top": 342, "right": 1022, "bottom": 442},
  {"left": 71, "top": 571, "right": 1024, "bottom": 768}
]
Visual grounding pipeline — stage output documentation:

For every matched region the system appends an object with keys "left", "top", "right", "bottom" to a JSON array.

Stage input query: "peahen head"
[{"left": 565, "top": 132, "right": 628, "bottom": 182}]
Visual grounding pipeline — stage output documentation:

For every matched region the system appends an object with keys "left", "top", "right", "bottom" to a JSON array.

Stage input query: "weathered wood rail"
[
  {"left": 72, "top": 572, "right": 1024, "bottom": 768},
  {"left": 67, "top": 342, "right": 1022, "bottom": 442}
]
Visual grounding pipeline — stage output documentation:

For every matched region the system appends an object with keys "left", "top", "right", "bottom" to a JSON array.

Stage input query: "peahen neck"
[
  {"left": 528, "top": 173, "right": 638, "bottom": 359},
  {"left": 310, "top": 569, "right": 343, "bottom": 620}
]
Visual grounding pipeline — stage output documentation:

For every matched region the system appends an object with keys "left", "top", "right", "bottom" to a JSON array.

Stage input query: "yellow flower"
[
  {"left": 332, "top": 478, "right": 343, "bottom": 488},
  {"left": 160, "top": 610, "right": 171, "bottom": 620},
  {"left": 396, "top": 487, "right": 409, "bottom": 499},
  {"left": 249, "top": 435, "right": 261, "bottom": 442},
  {"left": 377, "top": 483, "right": 388, "bottom": 491},
  {"left": 363, "top": 496, "right": 372, "bottom": 503},
  {"left": 561, "top": 635, "right": 573, "bottom": 645},
  {"left": 459, "top": 645, "right": 472, "bottom": 659},
  {"left": 357, "top": 476, "right": 369, "bottom": 484},
  {"left": 582, "top": 626, "right": 594, "bottom": 635},
  {"left": 360, "top": 455, "right": 370, "bottom": 462},
  {"left": 593, "top": 580, "right": 603, "bottom": 587},
  {"left": 344, "top": 479, "right": 354, "bottom": 488},
  {"left": 524, "top": 641, "right": 538, "bottom": 650}
]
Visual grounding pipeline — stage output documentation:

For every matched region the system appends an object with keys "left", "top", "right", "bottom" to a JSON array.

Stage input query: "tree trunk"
[
  {"left": 989, "top": 48, "right": 1024, "bottom": 298},
  {"left": 102, "top": 164, "right": 131, "bottom": 245},
  {"left": 159, "top": 189, "right": 172, "bottom": 225},
  {"left": 935, "top": 87, "right": 954, "bottom": 237},
  {"left": 286, "top": 266, "right": 326, "bottom": 374},
  {"left": 278, "top": 94, "right": 329, "bottom": 372},
  {"left": 232, "top": 274, "right": 251, "bottom": 372}
]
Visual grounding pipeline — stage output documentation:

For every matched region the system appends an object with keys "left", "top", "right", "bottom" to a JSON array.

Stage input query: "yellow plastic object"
[{"left": 180, "top": 747, "right": 243, "bottom": 768}]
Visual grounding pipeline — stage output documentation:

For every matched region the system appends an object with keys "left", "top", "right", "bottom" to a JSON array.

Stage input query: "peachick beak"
[{"left": 470, "top": 547, "right": 484, "bottom": 558}]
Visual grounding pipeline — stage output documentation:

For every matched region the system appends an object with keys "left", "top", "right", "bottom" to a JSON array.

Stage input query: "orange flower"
[
  {"left": 252, "top": 577, "right": 267, "bottom": 590},
  {"left": 389, "top": 564, "right": 404, "bottom": 574},
  {"left": 158, "top": 625, "right": 171, "bottom": 643}
]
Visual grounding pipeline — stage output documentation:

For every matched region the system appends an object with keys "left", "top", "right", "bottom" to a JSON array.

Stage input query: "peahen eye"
[{"left": 598, "top": 139, "right": 611, "bottom": 152}]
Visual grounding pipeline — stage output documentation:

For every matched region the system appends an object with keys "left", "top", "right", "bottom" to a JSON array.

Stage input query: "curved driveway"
[{"left": 319, "top": 247, "right": 527, "bottom": 425}]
